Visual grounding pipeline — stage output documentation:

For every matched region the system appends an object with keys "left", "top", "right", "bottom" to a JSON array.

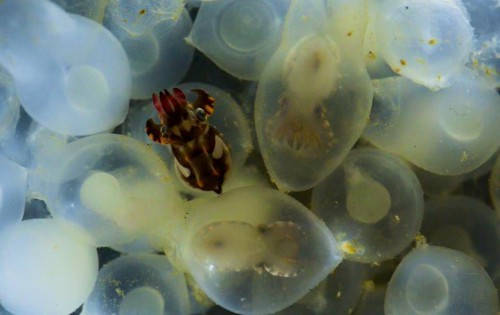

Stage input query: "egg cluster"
[{"left": 0, "top": 0, "right": 499, "bottom": 314}]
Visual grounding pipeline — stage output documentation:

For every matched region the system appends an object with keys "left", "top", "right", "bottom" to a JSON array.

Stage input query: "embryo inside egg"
[{"left": 0, "top": 0, "right": 498, "bottom": 314}]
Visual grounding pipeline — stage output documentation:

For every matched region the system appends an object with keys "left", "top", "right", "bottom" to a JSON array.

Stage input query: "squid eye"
[{"left": 195, "top": 107, "right": 207, "bottom": 122}]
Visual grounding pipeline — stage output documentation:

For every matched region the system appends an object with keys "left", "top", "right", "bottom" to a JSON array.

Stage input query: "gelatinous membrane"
[
  {"left": 187, "top": 0, "right": 291, "bottom": 80},
  {"left": 83, "top": 254, "right": 190, "bottom": 315},
  {"left": 103, "top": 0, "right": 193, "bottom": 99},
  {"left": 385, "top": 245, "right": 499, "bottom": 315},
  {"left": 312, "top": 148, "right": 424, "bottom": 263},
  {"left": 49, "top": 0, "right": 108, "bottom": 22},
  {"left": 364, "top": 69, "right": 500, "bottom": 175},
  {"left": 255, "top": 0, "right": 373, "bottom": 191},
  {"left": 0, "top": 0, "right": 131, "bottom": 136},
  {"left": 0, "top": 155, "right": 27, "bottom": 230},
  {"left": 0, "top": 219, "right": 98, "bottom": 315},
  {"left": 43, "top": 134, "right": 184, "bottom": 247},
  {"left": 265, "top": 35, "right": 340, "bottom": 156},
  {"left": 191, "top": 220, "right": 266, "bottom": 272},
  {"left": 259, "top": 221, "right": 304, "bottom": 277},
  {"left": 374, "top": 0, "right": 474, "bottom": 89},
  {"left": 0, "top": 68, "right": 20, "bottom": 139},
  {"left": 182, "top": 186, "right": 342, "bottom": 314}
]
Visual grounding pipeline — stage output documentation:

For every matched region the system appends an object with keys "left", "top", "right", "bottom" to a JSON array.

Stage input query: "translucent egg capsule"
[
  {"left": 373, "top": 0, "right": 474, "bottom": 89},
  {"left": 83, "top": 254, "right": 190, "bottom": 315},
  {"left": 0, "top": 0, "right": 131, "bottom": 136},
  {"left": 42, "top": 134, "right": 184, "bottom": 247},
  {"left": 312, "top": 148, "right": 424, "bottom": 263},
  {"left": 276, "top": 261, "right": 367, "bottom": 315},
  {"left": 190, "top": 220, "right": 267, "bottom": 272},
  {"left": 0, "top": 156, "right": 26, "bottom": 230},
  {"left": 187, "top": 0, "right": 292, "bottom": 80},
  {"left": 364, "top": 69, "right": 500, "bottom": 175},
  {"left": 422, "top": 196, "right": 499, "bottom": 275},
  {"left": 0, "top": 219, "right": 98, "bottom": 315},
  {"left": 182, "top": 187, "right": 342, "bottom": 314},
  {"left": 0, "top": 67, "right": 29, "bottom": 166},
  {"left": 103, "top": 0, "right": 194, "bottom": 99},
  {"left": 50, "top": 0, "right": 108, "bottom": 22},
  {"left": 255, "top": 0, "right": 373, "bottom": 191},
  {"left": 385, "top": 245, "right": 499, "bottom": 315},
  {"left": 0, "top": 68, "right": 19, "bottom": 141}
]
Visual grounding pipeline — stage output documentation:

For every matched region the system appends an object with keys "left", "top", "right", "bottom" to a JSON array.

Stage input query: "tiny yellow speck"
[
  {"left": 341, "top": 242, "right": 357, "bottom": 254},
  {"left": 138, "top": 9, "right": 146, "bottom": 15},
  {"left": 428, "top": 38, "right": 437, "bottom": 45},
  {"left": 437, "top": 74, "right": 442, "bottom": 80},
  {"left": 363, "top": 280, "right": 375, "bottom": 291},
  {"left": 336, "top": 291, "right": 342, "bottom": 298},
  {"left": 115, "top": 288, "right": 125, "bottom": 298},
  {"left": 367, "top": 51, "right": 376, "bottom": 60},
  {"left": 347, "top": 31, "right": 353, "bottom": 37},
  {"left": 400, "top": 59, "right": 407, "bottom": 66},
  {"left": 415, "top": 233, "right": 427, "bottom": 248},
  {"left": 394, "top": 215, "right": 401, "bottom": 223},
  {"left": 461, "top": 151, "right": 469, "bottom": 162}
]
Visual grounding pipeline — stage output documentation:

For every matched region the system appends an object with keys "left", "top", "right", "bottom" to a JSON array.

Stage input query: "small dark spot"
[
  {"left": 212, "top": 240, "right": 224, "bottom": 248},
  {"left": 347, "top": 31, "right": 353, "bottom": 37},
  {"left": 400, "top": 59, "right": 407, "bottom": 66},
  {"left": 405, "top": 6, "right": 409, "bottom": 9},
  {"left": 314, "top": 105, "right": 323, "bottom": 117},
  {"left": 139, "top": 9, "right": 146, "bottom": 15}
]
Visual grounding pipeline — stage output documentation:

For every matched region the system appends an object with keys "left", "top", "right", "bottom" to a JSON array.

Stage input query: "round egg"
[
  {"left": 0, "top": 219, "right": 98, "bottom": 315},
  {"left": 312, "top": 148, "right": 424, "bottom": 263}
]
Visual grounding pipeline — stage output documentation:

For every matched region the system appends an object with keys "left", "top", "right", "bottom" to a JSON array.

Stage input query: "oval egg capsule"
[{"left": 187, "top": 0, "right": 292, "bottom": 80}]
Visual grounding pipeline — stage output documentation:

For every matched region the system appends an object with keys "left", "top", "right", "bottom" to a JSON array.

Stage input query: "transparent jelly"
[
  {"left": 0, "top": 0, "right": 131, "bottom": 136},
  {"left": 187, "top": 0, "right": 292, "bottom": 80},
  {"left": 82, "top": 254, "right": 190, "bottom": 315},
  {"left": 255, "top": 0, "right": 372, "bottom": 191},
  {"left": 373, "top": 0, "right": 474, "bottom": 89},
  {"left": 43, "top": 134, "right": 184, "bottom": 246},
  {"left": 277, "top": 260, "right": 367, "bottom": 315},
  {"left": 364, "top": 69, "right": 500, "bottom": 175},
  {"left": 0, "top": 219, "right": 98, "bottom": 315},
  {"left": 385, "top": 245, "right": 498, "bottom": 315},
  {"left": 312, "top": 148, "right": 424, "bottom": 263},
  {"left": 181, "top": 186, "right": 342, "bottom": 314},
  {"left": 0, "top": 155, "right": 27, "bottom": 230},
  {"left": 104, "top": 0, "right": 194, "bottom": 99},
  {"left": 0, "top": 68, "right": 19, "bottom": 141}
]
